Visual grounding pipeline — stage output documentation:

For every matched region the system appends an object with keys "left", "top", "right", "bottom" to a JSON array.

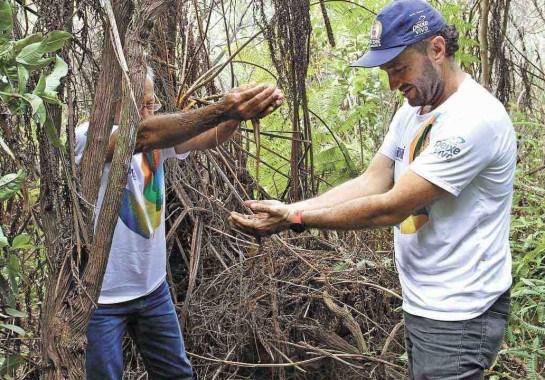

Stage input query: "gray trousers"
[{"left": 404, "top": 290, "right": 510, "bottom": 380}]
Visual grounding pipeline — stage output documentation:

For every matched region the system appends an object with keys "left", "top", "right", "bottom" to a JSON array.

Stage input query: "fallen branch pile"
[{"left": 160, "top": 146, "right": 405, "bottom": 379}]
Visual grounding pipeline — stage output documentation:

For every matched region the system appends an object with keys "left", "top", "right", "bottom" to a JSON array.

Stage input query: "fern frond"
[
  {"left": 520, "top": 320, "right": 545, "bottom": 336},
  {"left": 513, "top": 314, "right": 545, "bottom": 337},
  {"left": 525, "top": 352, "right": 538, "bottom": 380}
]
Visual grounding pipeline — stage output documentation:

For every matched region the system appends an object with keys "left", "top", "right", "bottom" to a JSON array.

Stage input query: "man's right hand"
[
  {"left": 228, "top": 199, "right": 293, "bottom": 238},
  {"left": 221, "top": 82, "right": 284, "bottom": 121}
]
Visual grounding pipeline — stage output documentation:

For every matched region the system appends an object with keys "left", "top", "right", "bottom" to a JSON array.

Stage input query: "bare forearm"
[
  {"left": 301, "top": 170, "right": 444, "bottom": 231},
  {"left": 174, "top": 119, "right": 239, "bottom": 154},
  {"left": 230, "top": 165, "right": 446, "bottom": 237},
  {"left": 303, "top": 193, "right": 402, "bottom": 230},
  {"left": 136, "top": 103, "right": 228, "bottom": 153},
  {"left": 106, "top": 103, "right": 228, "bottom": 161},
  {"left": 137, "top": 82, "right": 282, "bottom": 152},
  {"left": 291, "top": 173, "right": 392, "bottom": 212},
  {"left": 289, "top": 154, "right": 394, "bottom": 212},
  {"left": 105, "top": 83, "right": 283, "bottom": 162}
]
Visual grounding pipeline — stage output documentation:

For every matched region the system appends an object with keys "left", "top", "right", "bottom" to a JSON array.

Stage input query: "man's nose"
[
  {"left": 388, "top": 74, "right": 400, "bottom": 91},
  {"left": 140, "top": 108, "right": 152, "bottom": 119}
]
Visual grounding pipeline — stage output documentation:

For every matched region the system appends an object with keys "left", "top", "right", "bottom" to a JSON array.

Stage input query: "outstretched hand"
[
  {"left": 222, "top": 82, "right": 284, "bottom": 121},
  {"left": 229, "top": 200, "right": 293, "bottom": 238}
]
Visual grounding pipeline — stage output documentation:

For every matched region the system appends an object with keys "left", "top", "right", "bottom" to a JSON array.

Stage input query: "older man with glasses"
[{"left": 75, "top": 66, "right": 284, "bottom": 380}]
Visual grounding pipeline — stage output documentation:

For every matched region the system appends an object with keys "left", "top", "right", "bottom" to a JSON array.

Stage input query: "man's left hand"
[{"left": 229, "top": 200, "right": 292, "bottom": 237}]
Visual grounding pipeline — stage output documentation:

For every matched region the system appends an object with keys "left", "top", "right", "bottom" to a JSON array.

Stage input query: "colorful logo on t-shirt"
[
  {"left": 400, "top": 113, "right": 440, "bottom": 234},
  {"left": 408, "top": 113, "right": 438, "bottom": 162},
  {"left": 119, "top": 150, "right": 164, "bottom": 239}
]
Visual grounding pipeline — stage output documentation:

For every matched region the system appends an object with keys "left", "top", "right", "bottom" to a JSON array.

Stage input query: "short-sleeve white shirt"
[
  {"left": 75, "top": 123, "right": 189, "bottom": 303},
  {"left": 379, "top": 75, "right": 516, "bottom": 321}
]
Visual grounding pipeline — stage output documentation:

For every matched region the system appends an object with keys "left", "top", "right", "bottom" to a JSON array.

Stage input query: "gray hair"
[
  {"left": 146, "top": 65, "right": 154, "bottom": 82},
  {"left": 143, "top": 50, "right": 154, "bottom": 82}
]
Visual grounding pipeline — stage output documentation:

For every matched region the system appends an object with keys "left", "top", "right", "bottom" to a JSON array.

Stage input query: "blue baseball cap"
[{"left": 351, "top": 0, "right": 447, "bottom": 68}]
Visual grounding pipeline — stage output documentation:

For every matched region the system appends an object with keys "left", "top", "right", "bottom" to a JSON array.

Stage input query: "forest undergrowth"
[{"left": 0, "top": 0, "right": 544, "bottom": 379}]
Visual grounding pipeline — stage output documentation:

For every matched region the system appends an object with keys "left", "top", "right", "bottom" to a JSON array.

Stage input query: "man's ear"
[{"left": 429, "top": 35, "right": 447, "bottom": 64}]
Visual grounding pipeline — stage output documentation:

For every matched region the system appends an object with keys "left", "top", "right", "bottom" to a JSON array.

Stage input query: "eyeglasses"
[
  {"left": 142, "top": 102, "right": 162, "bottom": 112},
  {"left": 142, "top": 94, "right": 162, "bottom": 112},
  {"left": 114, "top": 95, "right": 163, "bottom": 112}
]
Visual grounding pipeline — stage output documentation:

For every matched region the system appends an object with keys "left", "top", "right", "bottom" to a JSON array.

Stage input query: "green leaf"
[
  {"left": 4, "top": 64, "right": 17, "bottom": 82},
  {"left": 7, "top": 254, "right": 20, "bottom": 276},
  {"left": 41, "top": 31, "right": 71, "bottom": 53},
  {"left": 0, "top": 323, "right": 25, "bottom": 336},
  {"left": 22, "top": 93, "right": 46, "bottom": 124},
  {"left": 16, "top": 31, "right": 71, "bottom": 66},
  {"left": 7, "top": 98, "right": 26, "bottom": 116},
  {"left": 44, "top": 116, "right": 66, "bottom": 152},
  {"left": 17, "top": 65, "right": 28, "bottom": 93},
  {"left": 0, "top": 82, "right": 15, "bottom": 102},
  {"left": 35, "top": 55, "right": 68, "bottom": 104},
  {"left": 0, "top": 169, "right": 25, "bottom": 202},
  {"left": 41, "top": 91, "right": 62, "bottom": 105},
  {"left": 34, "top": 72, "right": 46, "bottom": 95},
  {"left": 24, "top": 57, "right": 55, "bottom": 70},
  {"left": 13, "top": 32, "right": 42, "bottom": 53},
  {"left": 0, "top": 354, "right": 24, "bottom": 377},
  {"left": 11, "top": 234, "right": 29, "bottom": 249},
  {"left": 0, "top": 226, "right": 7, "bottom": 248},
  {"left": 0, "top": 40, "right": 13, "bottom": 60},
  {"left": 5, "top": 308, "right": 27, "bottom": 318},
  {"left": 15, "top": 41, "right": 46, "bottom": 66},
  {"left": 0, "top": 1, "right": 13, "bottom": 45},
  {"left": 45, "top": 55, "right": 68, "bottom": 93},
  {"left": 7, "top": 254, "right": 20, "bottom": 307}
]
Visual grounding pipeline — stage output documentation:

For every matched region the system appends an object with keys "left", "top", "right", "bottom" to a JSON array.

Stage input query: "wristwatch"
[{"left": 289, "top": 210, "right": 306, "bottom": 233}]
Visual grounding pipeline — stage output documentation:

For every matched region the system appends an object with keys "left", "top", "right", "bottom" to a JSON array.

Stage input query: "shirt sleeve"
[
  {"left": 74, "top": 122, "right": 89, "bottom": 165},
  {"left": 162, "top": 147, "right": 190, "bottom": 161},
  {"left": 409, "top": 117, "right": 497, "bottom": 196},
  {"left": 378, "top": 106, "right": 406, "bottom": 161}
]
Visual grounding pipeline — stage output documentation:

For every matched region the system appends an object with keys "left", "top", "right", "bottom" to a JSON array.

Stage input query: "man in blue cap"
[{"left": 230, "top": 0, "right": 516, "bottom": 378}]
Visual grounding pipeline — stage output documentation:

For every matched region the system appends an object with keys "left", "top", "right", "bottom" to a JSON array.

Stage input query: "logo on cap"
[
  {"left": 413, "top": 14, "right": 429, "bottom": 35},
  {"left": 370, "top": 20, "right": 382, "bottom": 48}
]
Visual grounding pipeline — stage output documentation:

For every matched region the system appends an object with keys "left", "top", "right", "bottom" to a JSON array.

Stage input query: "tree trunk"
[
  {"left": 479, "top": 0, "right": 491, "bottom": 89},
  {"left": 35, "top": 0, "right": 77, "bottom": 378},
  {"left": 150, "top": 0, "right": 178, "bottom": 111},
  {"left": 79, "top": 0, "right": 133, "bottom": 241}
]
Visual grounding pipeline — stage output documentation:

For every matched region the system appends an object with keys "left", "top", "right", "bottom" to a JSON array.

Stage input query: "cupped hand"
[
  {"left": 222, "top": 82, "right": 284, "bottom": 121},
  {"left": 229, "top": 200, "right": 293, "bottom": 238}
]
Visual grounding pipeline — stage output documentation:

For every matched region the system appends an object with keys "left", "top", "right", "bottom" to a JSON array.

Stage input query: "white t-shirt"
[
  {"left": 75, "top": 122, "right": 189, "bottom": 303},
  {"left": 379, "top": 75, "right": 516, "bottom": 321}
]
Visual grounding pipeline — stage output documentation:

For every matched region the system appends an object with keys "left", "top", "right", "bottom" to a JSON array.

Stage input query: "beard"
[{"left": 406, "top": 57, "right": 445, "bottom": 108}]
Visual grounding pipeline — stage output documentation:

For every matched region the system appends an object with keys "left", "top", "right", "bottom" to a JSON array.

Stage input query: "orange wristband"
[
  {"left": 291, "top": 210, "right": 303, "bottom": 224},
  {"left": 289, "top": 209, "right": 306, "bottom": 233}
]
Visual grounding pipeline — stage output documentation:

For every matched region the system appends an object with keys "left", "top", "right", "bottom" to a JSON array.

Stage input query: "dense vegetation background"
[{"left": 0, "top": 0, "right": 543, "bottom": 378}]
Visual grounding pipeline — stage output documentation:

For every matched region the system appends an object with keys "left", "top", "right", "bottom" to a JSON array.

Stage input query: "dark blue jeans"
[
  {"left": 86, "top": 280, "right": 193, "bottom": 379},
  {"left": 404, "top": 290, "right": 510, "bottom": 380}
]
